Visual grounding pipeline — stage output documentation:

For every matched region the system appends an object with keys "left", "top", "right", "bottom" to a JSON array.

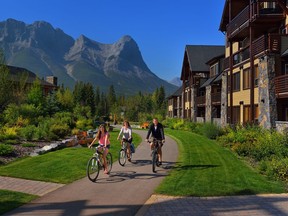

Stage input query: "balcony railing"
[
  {"left": 211, "top": 92, "right": 221, "bottom": 104},
  {"left": 227, "top": 1, "right": 283, "bottom": 38},
  {"left": 252, "top": 34, "right": 281, "bottom": 56},
  {"left": 227, "top": 5, "right": 249, "bottom": 37},
  {"left": 275, "top": 74, "right": 288, "bottom": 98},
  {"left": 224, "top": 34, "right": 283, "bottom": 70}
]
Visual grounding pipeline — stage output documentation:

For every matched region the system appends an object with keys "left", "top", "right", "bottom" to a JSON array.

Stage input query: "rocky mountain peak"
[{"left": 0, "top": 18, "right": 177, "bottom": 95}]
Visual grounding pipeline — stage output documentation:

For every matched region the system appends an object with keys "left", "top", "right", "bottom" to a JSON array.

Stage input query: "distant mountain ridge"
[
  {"left": 169, "top": 77, "right": 181, "bottom": 87},
  {"left": 0, "top": 18, "right": 177, "bottom": 95}
]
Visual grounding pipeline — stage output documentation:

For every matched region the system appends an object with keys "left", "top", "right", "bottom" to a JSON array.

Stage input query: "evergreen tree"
[
  {"left": 27, "top": 78, "right": 45, "bottom": 112},
  {"left": 107, "top": 85, "right": 116, "bottom": 107}
]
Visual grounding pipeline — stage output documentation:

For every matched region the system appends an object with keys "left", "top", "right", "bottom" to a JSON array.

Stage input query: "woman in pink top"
[{"left": 89, "top": 124, "right": 111, "bottom": 174}]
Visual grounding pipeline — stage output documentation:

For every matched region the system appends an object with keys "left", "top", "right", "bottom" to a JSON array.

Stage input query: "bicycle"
[
  {"left": 86, "top": 146, "right": 113, "bottom": 182},
  {"left": 118, "top": 140, "right": 133, "bottom": 166},
  {"left": 149, "top": 138, "right": 163, "bottom": 173}
]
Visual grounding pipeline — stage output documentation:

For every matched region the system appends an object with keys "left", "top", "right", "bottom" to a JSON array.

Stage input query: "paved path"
[
  {"left": 2, "top": 129, "right": 178, "bottom": 216},
  {"left": 138, "top": 194, "right": 288, "bottom": 216},
  {"left": 0, "top": 176, "right": 64, "bottom": 196},
  {"left": 2, "top": 129, "right": 288, "bottom": 216}
]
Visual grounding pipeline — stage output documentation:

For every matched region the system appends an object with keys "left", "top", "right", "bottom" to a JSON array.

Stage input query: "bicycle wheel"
[
  {"left": 87, "top": 157, "right": 100, "bottom": 182},
  {"left": 106, "top": 152, "right": 113, "bottom": 173},
  {"left": 152, "top": 151, "right": 157, "bottom": 173},
  {"left": 118, "top": 149, "right": 126, "bottom": 166}
]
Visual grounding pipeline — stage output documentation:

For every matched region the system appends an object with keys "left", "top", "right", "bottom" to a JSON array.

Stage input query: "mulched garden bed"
[{"left": 0, "top": 141, "right": 51, "bottom": 165}]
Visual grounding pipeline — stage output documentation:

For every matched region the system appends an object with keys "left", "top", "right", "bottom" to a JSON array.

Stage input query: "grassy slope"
[
  {"left": 0, "top": 130, "right": 141, "bottom": 184},
  {"left": 155, "top": 129, "right": 286, "bottom": 196}
]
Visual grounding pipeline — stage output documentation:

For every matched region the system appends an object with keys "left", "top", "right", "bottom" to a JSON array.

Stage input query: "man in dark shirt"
[{"left": 145, "top": 118, "right": 165, "bottom": 165}]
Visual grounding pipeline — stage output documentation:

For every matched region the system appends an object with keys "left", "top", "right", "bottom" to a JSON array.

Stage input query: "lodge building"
[{"left": 168, "top": 0, "right": 288, "bottom": 132}]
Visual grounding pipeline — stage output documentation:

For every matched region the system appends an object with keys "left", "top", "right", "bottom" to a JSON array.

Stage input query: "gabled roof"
[
  {"left": 5, "top": 65, "right": 55, "bottom": 87},
  {"left": 167, "top": 86, "right": 182, "bottom": 99},
  {"left": 200, "top": 72, "right": 223, "bottom": 89},
  {"left": 185, "top": 45, "right": 225, "bottom": 73}
]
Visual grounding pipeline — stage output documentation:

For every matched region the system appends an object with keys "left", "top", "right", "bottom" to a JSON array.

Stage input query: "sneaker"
[
  {"left": 158, "top": 162, "right": 162, "bottom": 165},
  {"left": 104, "top": 170, "right": 109, "bottom": 174},
  {"left": 128, "top": 158, "right": 131, "bottom": 162}
]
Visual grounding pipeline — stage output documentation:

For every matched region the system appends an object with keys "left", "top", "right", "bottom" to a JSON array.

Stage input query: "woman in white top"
[{"left": 117, "top": 120, "right": 133, "bottom": 162}]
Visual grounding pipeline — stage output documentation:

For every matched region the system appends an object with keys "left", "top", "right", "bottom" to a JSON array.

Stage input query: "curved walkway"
[
  {"left": 2, "top": 129, "right": 288, "bottom": 216},
  {"left": 2, "top": 129, "right": 179, "bottom": 216}
]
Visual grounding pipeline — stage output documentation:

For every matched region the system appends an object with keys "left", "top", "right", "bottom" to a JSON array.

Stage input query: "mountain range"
[{"left": 0, "top": 18, "right": 177, "bottom": 95}]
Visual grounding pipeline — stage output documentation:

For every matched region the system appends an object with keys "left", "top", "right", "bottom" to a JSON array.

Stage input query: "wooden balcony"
[
  {"left": 275, "top": 74, "right": 288, "bottom": 98},
  {"left": 226, "top": 1, "right": 284, "bottom": 39},
  {"left": 224, "top": 34, "right": 283, "bottom": 70},
  {"left": 252, "top": 34, "right": 281, "bottom": 56},
  {"left": 227, "top": 5, "right": 249, "bottom": 39},
  {"left": 211, "top": 92, "right": 221, "bottom": 104}
]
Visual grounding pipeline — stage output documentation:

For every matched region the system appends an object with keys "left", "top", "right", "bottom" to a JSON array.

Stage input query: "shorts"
[{"left": 98, "top": 144, "right": 110, "bottom": 149}]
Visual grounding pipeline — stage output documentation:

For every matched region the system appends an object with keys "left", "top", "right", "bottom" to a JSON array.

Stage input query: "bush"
[
  {"left": 251, "top": 130, "right": 288, "bottom": 161},
  {"left": 0, "top": 144, "right": 14, "bottom": 156},
  {"left": 49, "top": 123, "right": 70, "bottom": 139},
  {"left": 0, "top": 126, "right": 18, "bottom": 140},
  {"left": 262, "top": 158, "right": 288, "bottom": 182},
  {"left": 3, "top": 103, "right": 40, "bottom": 126},
  {"left": 200, "top": 122, "right": 223, "bottom": 139},
  {"left": 18, "top": 125, "right": 37, "bottom": 140}
]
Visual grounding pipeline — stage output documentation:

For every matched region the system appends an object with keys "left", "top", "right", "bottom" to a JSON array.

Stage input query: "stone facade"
[
  {"left": 205, "top": 86, "right": 212, "bottom": 122},
  {"left": 258, "top": 55, "right": 278, "bottom": 129},
  {"left": 191, "top": 87, "right": 197, "bottom": 122},
  {"left": 221, "top": 72, "right": 228, "bottom": 127},
  {"left": 276, "top": 121, "right": 288, "bottom": 133}
]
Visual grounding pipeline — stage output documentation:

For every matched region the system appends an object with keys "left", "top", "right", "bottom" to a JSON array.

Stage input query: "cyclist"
[
  {"left": 88, "top": 124, "right": 111, "bottom": 174},
  {"left": 145, "top": 118, "right": 165, "bottom": 165},
  {"left": 117, "top": 120, "right": 133, "bottom": 162}
]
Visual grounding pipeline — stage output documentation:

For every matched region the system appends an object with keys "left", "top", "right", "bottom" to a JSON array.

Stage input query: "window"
[
  {"left": 210, "top": 63, "right": 219, "bottom": 77},
  {"left": 254, "top": 65, "right": 259, "bottom": 87},
  {"left": 232, "top": 106, "right": 240, "bottom": 124},
  {"left": 243, "top": 105, "right": 251, "bottom": 123},
  {"left": 243, "top": 68, "right": 251, "bottom": 89},
  {"left": 255, "top": 104, "right": 259, "bottom": 122},
  {"left": 233, "top": 72, "right": 240, "bottom": 92}
]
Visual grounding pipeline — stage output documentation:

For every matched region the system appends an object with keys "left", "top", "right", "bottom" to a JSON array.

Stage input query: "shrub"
[
  {"left": 264, "top": 158, "right": 288, "bottom": 182},
  {"left": 1, "top": 126, "right": 18, "bottom": 140},
  {"left": 49, "top": 123, "right": 70, "bottom": 139},
  {"left": 200, "top": 122, "right": 223, "bottom": 139},
  {"left": 252, "top": 130, "right": 288, "bottom": 161},
  {"left": 21, "top": 143, "right": 37, "bottom": 147},
  {"left": 18, "top": 125, "right": 37, "bottom": 140},
  {"left": 3, "top": 103, "right": 40, "bottom": 126},
  {"left": 75, "top": 118, "right": 93, "bottom": 130},
  {"left": 3, "top": 140, "right": 19, "bottom": 145},
  {"left": 53, "top": 112, "right": 75, "bottom": 129},
  {"left": 0, "top": 144, "right": 14, "bottom": 156}
]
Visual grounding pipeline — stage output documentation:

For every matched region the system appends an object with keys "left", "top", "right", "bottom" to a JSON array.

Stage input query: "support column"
[
  {"left": 221, "top": 72, "right": 228, "bottom": 127},
  {"left": 205, "top": 86, "right": 212, "bottom": 122},
  {"left": 258, "top": 55, "right": 277, "bottom": 129},
  {"left": 191, "top": 86, "right": 197, "bottom": 122}
]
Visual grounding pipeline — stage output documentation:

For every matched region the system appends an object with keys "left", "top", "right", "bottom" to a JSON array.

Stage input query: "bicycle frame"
[
  {"left": 118, "top": 140, "right": 132, "bottom": 166},
  {"left": 150, "top": 138, "right": 162, "bottom": 172},
  {"left": 87, "top": 146, "right": 112, "bottom": 182}
]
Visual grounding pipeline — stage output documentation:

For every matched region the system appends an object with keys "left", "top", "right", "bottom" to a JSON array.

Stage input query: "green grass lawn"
[
  {"left": 0, "top": 190, "right": 37, "bottom": 215},
  {"left": 155, "top": 129, "right": 287, "bottom": 196},
  {"left": 0, "top": 130, "right": 141, "bottom": 184},
  {"left": 1, "top": 128, "right": 287, "bottom": 215}
]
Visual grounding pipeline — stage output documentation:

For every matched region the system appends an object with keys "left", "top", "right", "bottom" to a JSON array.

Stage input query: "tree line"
[{"left": 0, "top": 61, "right": 167, "bottom": 130}]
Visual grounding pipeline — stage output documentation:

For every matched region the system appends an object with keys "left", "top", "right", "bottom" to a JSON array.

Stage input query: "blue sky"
[{"left": 0, "top": 0, "right": 225, "bottom": 81}]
